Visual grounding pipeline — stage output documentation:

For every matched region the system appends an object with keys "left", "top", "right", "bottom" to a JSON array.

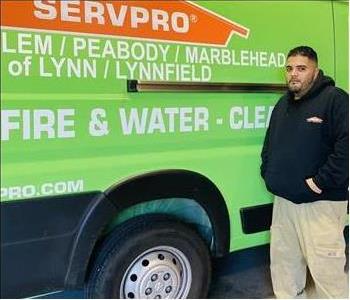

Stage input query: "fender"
[{"left": 65, "top": 169, "right": 230, "bottom": 288}]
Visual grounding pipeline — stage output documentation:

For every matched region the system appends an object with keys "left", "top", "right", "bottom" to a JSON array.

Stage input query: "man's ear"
[{"left": 314, "top": 68, "right": 319, "bottom": 80}]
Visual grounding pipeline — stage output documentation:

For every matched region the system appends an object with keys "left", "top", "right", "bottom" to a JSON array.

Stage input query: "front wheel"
[{"left": 85, "top": 214, "right": 211, "bottom": 299}]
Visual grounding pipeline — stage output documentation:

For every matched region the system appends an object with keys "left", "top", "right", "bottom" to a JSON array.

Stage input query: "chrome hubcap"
[{"left": 120, "top": 246, "right": 192, "bottom": 299}]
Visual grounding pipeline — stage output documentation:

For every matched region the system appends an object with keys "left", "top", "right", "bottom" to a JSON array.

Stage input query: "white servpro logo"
[
  {"left": 1, "top": 1, "right": 249, "bottom": 46},
  {"left": 1, "top": 179, "right": 84, "bottom": 201},
  {"left": 33, "top": 1, "right": 190, "bottom": 34}
]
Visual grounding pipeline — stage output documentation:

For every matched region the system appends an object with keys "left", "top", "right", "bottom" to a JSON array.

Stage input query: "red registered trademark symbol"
[{"left": 190, "top": 14, "right": 198, "bottom": 23}]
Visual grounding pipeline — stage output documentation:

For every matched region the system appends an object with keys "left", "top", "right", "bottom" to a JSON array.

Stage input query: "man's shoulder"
[
  {"left": 333, "top": 86, "right": 349, "bottom": 99},
  {"left": 275, "top": 93, "right": 289, "bottom": 107},
  {"left": 320, "top": 86, "right": 349, "bottom": 114},
  {"left": 324, "top": 85, "right": 348, "bottom": 100},
  {"left": 269, "top": 94, "right": 288, "bottom": 120}
]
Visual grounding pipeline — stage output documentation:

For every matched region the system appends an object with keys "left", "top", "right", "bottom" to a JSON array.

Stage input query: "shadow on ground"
[
  {"left": 209, "top": 245, "right": 273, "bottom": 299},
  {"left": 41, "top": 227, "right": 348, "bottom": 299},
  {"left": 209, "top": 226, "right": 349, "bottom": 299}
]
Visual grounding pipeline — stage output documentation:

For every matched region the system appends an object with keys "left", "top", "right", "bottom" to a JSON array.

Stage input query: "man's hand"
[{"left": 306, "top": 178, "right": 322, "bottom": 194}]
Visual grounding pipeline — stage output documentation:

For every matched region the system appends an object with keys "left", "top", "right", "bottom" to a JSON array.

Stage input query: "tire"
[{"left": 85, "top": 214, "right": 211, "bottom": 299}]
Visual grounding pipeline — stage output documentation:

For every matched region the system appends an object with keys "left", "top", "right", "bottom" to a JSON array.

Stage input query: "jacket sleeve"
[
  {"left": 260, "top": 103, "right": 279, "bottom": 179},
  {"left": 313, "top": 90, "right": 349, "bottom": 190},
  {"left": 260, "top": 125, "right": 270, "bottom": 179}
]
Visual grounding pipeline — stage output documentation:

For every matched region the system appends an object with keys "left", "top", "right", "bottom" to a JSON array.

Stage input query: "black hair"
[{"left": 287, "top": 46, "right": 318, "bottom": 64}]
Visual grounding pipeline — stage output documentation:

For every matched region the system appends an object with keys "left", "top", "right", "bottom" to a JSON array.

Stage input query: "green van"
[{"left": 1, "top": 0, "right": 348, "bottom": 298}]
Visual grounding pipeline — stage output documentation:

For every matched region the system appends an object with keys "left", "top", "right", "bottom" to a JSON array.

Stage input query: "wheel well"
[
  {"left": 104, "top": 198, "right": 214, "bottom": 250},
  {"left": 65, "top": 169, "right": 230, "bottom": 289},
  {"left": 104, "top": 169, "right": 230, "bottom": 257}
]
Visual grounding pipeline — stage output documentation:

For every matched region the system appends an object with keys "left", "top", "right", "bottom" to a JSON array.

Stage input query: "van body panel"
[
  {"left": 1, "top": 0, "right": 347, "bottom": 297},
  {"left": 333, "top": 1, "right": 349, "bottom": 91}
]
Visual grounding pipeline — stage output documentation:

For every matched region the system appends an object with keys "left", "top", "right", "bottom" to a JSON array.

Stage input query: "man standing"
[{"left": 261, "top": 46, "right": 348, "bottom": 298}]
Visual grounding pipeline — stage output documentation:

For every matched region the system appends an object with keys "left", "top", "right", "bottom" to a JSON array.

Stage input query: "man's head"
[{"left": 285, "top": 46, "right": 319, "bottom": 99}]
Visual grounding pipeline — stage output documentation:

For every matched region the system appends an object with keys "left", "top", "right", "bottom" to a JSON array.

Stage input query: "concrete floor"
[
  {"left": 41, "top": 244, "right": 274, "bottom": 299},
  {"left": 209, "top": 245, "right": 274, "bottom": 299},
  {"left": 42, "top": 227, "right": 348, "bottom": 299},
  {"left": 209, "top": 227, "right": 349, "bottom": 299}
]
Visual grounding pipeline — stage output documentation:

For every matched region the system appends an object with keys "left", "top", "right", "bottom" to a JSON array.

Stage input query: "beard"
[
  {"left": 288, "top": 81, "right": 302, "bottom": 92},
  {"left": 287, "top": 77, "right": 315, "bottom": 95}
]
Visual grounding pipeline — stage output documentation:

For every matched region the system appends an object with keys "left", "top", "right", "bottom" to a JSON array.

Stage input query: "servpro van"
[{"left": 1, "top": 0, "right": 348, "bottom": 298}]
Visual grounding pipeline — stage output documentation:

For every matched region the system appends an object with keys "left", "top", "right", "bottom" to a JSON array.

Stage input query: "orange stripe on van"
[{"left": 0, "top": 0, "right": 249, "bottom": 46}]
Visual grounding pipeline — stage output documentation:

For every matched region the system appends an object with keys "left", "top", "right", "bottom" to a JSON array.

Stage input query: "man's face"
[{"left": 285, "top": 55, "right": 319, "bottom": 99}]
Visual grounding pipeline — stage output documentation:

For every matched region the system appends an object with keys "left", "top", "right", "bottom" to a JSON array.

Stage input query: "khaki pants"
[{"left": 270, "top": 196, "right": 348, "bottom": 299}]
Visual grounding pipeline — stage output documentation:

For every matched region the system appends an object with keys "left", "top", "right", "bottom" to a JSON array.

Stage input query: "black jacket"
[{"left": 261, "top": 70, "right": 349, "bottom": 204}]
